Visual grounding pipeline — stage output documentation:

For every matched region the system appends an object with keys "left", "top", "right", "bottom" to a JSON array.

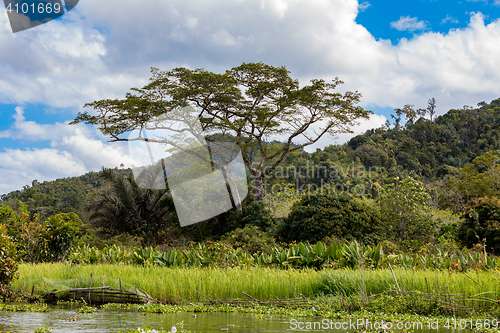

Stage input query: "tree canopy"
[{"left": 72, "top": 62, "right": 370, "bottom": 200}]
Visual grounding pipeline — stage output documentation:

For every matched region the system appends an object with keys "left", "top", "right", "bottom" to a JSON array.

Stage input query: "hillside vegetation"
[{"left": 1, "top": 98, "right": 499, "bottom": 259}]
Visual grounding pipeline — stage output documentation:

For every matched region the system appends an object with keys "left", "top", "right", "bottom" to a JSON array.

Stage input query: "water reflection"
[{"left": 0, "top": 304, "right": 465, "bottom": 333}]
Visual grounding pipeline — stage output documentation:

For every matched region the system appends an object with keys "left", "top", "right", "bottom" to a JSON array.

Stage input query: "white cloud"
[
  {"left": 1, "top": 1, "right": 500, "bottom": 191},
  {"left": 391, "top": 16, "right": 429, "bottom": 32},
  {"left": 391, "top": 13, "right": 500, "bottom": 106},
  {"left": 0, "top": 106, "right": 93, "bottom": 141},
  {"left": 359, "top": 1, "right": 371, "bottom": 12},
  {"left": 0, "top": 147, "right": 87, "bottom": 194},
  {"left": 441, "top": 15, "right": 459, "bottom": 24},
  {"left": 0, "top": 108, "right": 144, "bottom": 194},
  {"left": 0, "top": 0, "right": 498, "bottom": 115},
  {"left": 211, "top": 29, "right": 255, "bottom": 47},
  {"left": 305, "top": 114, "right": 388, "bottom": 152}
]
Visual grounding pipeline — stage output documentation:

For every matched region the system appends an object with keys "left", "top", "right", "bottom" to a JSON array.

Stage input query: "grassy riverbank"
[
  {"left": 14, "top": 263, "right": 322, "bottom": 302},
  {"left": 13, "top": 263, "right": 500, "bottom": 310}
]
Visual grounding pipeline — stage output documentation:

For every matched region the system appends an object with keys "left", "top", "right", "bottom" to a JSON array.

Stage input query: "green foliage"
[
  {"left": 5, "top": 208, "right": 49, "bottom": 263},
  {"left": 85, "top": 168, "right": 174, "bottom": 245},
  {"left": 443, "top": 151, "right": 500, "bottom": 210},
  {"left": 76, "top": 305, "right": 96, "bottom": 313},
  {"left": 349, "top": 98, "right": 500, "bottom": 178},
  {"left": 431, "top": 208, "right": 461, "bottom": 243},
  {"left": 234, "top": 200, "right": 277, "bottom": 231},
  {"left": 378, "top": 177, "right": 435, "bottom": 248},
  {"left": 222, "top": 225, "right": 276, "bottom": 254},
  {"left": 72, "top": 62, "right": 370, "bottom": 200},
  {"left": 0, "top": 205, "right": 14, "bottom": 223},
  {"left": 279, "top": 191, "right": 384, "bottom": 244},
  {"left": 0, "top": 304, "right": 48, "bottom": 312},
  {"left": 459, "top": 196, "right": 500, "bottom": 254},
  {"left": 263, "top": 183, "right": 301, "bottom": 219},
  {"left": 0, "top": 224, "right": 18, "bottom": 285},
  {"left": 1, "top": 171, "right": 105, "bottom": 223},
  {"left": 1, "top": 203, "right": 85, "bottom": 263},
  {"left": 43, "top": 212, "right": 84, "bottom": 261}
]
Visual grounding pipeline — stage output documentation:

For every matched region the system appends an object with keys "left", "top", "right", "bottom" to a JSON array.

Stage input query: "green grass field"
[
  {"left": 14, "top": 263, "right": 322, "bottom": 302},
  {"left": 13, "top": 263, "right": 500, "bottom": 307}
]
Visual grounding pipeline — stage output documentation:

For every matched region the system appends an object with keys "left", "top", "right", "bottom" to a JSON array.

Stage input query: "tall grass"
[
  {"left": 14, "top": 263, "right": 323, "bottom": 302},
  {"left": 319, "top": 268, "right": 500, "bottom": 308},
  {"left": 14, "top": 264, "right": 500, "bottom": 308}
]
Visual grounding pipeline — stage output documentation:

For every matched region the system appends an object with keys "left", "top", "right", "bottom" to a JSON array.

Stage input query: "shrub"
[
  {"left": 263, "top": 183, "right": 301, "bottom": 219},
  {"left": 0, "top": 205, "right": 14, "bottom": 224},
  {"left": 5, "top": 208, "right": 49, "bottom": 263},
  {"left": 222, "top": 225, "right": 277, "bottom": 254},
  {"left": 459, "top": 197, "right": 500, "bottom": 254},
  {"left": 43, "top": 212, "right": 84, "bottom": 261},
  {"left": 186, "top": 199, "right": 278, "bottom": 241},
  {"left": 0, "top": 224, "right": 18, "bottom": 286},
  {"left": 278, "top": 191, "right": 385, "bottom": 244},
  {"left": 236, "top": 200, "right": 277, "bottom": 231},
  {"left": 377, "top": 177, "right": 435, "bottom": 250},
  {"left": 86, "top": 168, "right": 172, "bottom": 245}
]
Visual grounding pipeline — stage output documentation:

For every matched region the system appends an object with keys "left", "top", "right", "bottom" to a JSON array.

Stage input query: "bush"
[
  {"left": 236, "top": 200, "right": 277, "bottom": 231},
  {"left": 377, "top": 177, "right": 435, "bottom": 250},
  {"left": 278, "top": 191, "right": 385, "bottom": 244},
  {"left": 1, "top": 204, "right": 84, "bottom": 263},
  {"left": 459, "top": 197, "right": 500, "bottom": 254},
  {"left": 0, "top": 224, "right": 18, "bottom": 286},
  {"left": 0, "top": 205, "right": 14, "bottom": 224},
  {"left": 44, "top": 212, "right": 84, "bottom": 261},
  {"left": 4, "top": 207, "right": 48, "bottom": 263},
  {"left": 184, "top": 199, "right": 277, "bottom": 241},
  {"left": 222, "top": 225, "right": 277, "bottom": 254}
]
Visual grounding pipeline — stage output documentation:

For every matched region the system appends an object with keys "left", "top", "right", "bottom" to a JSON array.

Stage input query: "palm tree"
[{"left": 86, "top": 168, "right": 174, "bottom": 245}]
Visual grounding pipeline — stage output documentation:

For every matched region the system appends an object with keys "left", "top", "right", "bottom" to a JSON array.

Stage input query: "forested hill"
[
  {"left": 1, "top": 98, "right": 499, "bottom": 221},
  {"left": 0, "top": 171, "right": 107, "bottom": 222},
  {"left": 343, "top": 98, "right": 500, "bottom": 179}
]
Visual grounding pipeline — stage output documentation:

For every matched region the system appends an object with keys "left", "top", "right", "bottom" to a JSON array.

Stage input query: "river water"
[{"left": 0, "top": 304, "right": 466, "bottom": 332}]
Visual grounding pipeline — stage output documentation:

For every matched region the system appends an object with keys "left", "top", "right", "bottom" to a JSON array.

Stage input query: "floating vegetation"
[{"left": 0, "top": 303, "right": 49, "bottom": 312}]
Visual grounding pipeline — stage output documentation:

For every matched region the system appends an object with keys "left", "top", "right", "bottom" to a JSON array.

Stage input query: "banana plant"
[
  {"left": 182, "top": 249, "right": 210, "bottom": 266},
  {"left": 486, "top": 255, "right": 497, "bottom": 270},
  {"left": 131, "top": 246, "right": 156, "bottom": 266},
  {"left": 364, "top": 243, "right": 385, "bottom": 269},
  {"left": 340, "top": 240, "right": 362, "bottom": 269},
  {"left": 154, "top": 249, "right": 183, "bottom": 267},
  {"left": 399, "top": 253, "right": 416, "bottom": 269}
]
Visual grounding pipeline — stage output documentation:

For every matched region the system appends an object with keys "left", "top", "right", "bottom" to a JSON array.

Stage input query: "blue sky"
[
  {"left": 0, "top": 0, "right": 500, "bottom": 194},
  {"left": 357, "top": 0, "right": 500, "bottom": 43}
]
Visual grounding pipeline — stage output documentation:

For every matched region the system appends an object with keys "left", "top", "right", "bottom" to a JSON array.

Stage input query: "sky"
[{"left": 0, "top": 0, "right": 499, "bottom": 195}]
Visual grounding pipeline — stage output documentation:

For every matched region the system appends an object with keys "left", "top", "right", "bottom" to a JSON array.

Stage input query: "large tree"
[{"left": 72, "top": 62, "right": 370, "bottom": 200}]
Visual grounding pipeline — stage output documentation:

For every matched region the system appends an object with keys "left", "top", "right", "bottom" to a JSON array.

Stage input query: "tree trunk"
[
  {"left": 223, "top": 164, "right": 243, "bottom": 213},
  {"left": 251, "top": 170, "right": 265, "bottom": 201}
]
